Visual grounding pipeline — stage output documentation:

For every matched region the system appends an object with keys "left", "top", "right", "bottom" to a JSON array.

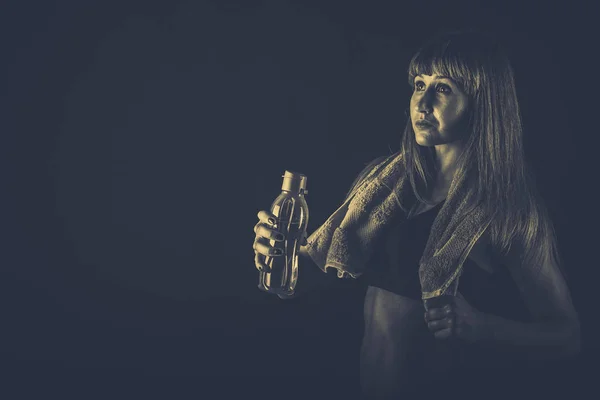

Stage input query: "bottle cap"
[{"left": 281, "top": 171, "right": 307, "bottom": 194}]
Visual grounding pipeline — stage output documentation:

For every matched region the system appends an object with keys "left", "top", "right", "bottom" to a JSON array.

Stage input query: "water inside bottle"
[
  {"left": 260, "top": 219, "right": 302, "bottom": 296},
  {"left": 257, "top": 183, "right": 308, "bottom": 297}
]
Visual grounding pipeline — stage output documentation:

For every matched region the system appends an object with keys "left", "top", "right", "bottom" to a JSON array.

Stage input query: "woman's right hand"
[{"left": 253, "top": 210, "right": 286, "bottom": 273}]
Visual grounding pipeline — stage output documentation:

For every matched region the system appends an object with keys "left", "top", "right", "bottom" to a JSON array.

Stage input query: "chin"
[{"left": 414, "top": 132, "right": 437, "bottom": 147}]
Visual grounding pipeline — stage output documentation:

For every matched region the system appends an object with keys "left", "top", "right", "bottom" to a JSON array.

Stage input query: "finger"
[
  {"left": 255, "top": 224, "right": 285, "bottom": 241},
  {"left": 254, "top": 252, "right": 269, "bottom": 272},
  {"left": 257, "top": 210, "right": 277, "bottom": 226},
  {"left": 433, "top": 328, "right": 453, "bottom": 340},
  {"left": 427, "top": 316, "right": 454, "bottom": 332},
  {"left": 253, "top": 238, "right": 283, "bottom": 257},
  {"left": 424, "top": 295, "right": 454, "bottom": 311},
  {"left": 425, "top": 307, "right": 453, "bottom": 322}
]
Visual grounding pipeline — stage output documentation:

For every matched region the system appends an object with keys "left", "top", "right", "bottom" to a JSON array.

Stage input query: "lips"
[{"left": 415, "top": 119, "right": 435, "bottom": 128}]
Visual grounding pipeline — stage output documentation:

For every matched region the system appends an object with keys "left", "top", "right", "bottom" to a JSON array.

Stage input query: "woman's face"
[{"left": 410, "top": 74, "right": 470, "bottom": 147}]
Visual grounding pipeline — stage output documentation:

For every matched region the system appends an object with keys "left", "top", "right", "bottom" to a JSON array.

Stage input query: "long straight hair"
[{"left": 400, "top": 30, "right": 562, "bottom": 273}]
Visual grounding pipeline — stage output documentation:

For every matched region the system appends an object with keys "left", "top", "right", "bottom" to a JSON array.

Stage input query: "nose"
[{"left": 416, "top": 90, "right": 433, "bottom": 115}]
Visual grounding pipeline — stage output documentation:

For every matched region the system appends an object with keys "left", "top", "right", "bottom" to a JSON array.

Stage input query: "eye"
[
  {"left": 414, "top": 81, "right": 425, "bottom": 91},
  {"left": 437, "top": 84, "right": 452, "bottom": 94}
]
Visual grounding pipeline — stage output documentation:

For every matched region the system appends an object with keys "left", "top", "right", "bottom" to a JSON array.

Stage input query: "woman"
[{"left": 252, "top": 30, "right": 580, "bottom": 398}]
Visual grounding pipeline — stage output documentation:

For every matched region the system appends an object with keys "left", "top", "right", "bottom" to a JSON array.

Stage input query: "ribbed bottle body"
[{"left": 258, "top": 190, "right": 308, "bottom": 297}]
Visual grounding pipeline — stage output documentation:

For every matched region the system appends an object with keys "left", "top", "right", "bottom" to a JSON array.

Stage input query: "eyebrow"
[{"left": 416, "top": 74, "right": 453, "bottom": 81}]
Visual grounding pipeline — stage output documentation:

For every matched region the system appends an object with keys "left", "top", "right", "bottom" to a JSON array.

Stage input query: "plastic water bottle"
[{"left": 258, "top": 171, "right": 309, "bottom": 297}]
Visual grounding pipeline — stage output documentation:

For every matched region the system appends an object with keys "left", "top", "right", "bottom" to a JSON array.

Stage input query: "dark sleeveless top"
[
  {"left": 364, "top": 201, "right": 444, "bottom": 300},
  {"left": 363, "top": 200, "right": 530, "bottom": 322}
]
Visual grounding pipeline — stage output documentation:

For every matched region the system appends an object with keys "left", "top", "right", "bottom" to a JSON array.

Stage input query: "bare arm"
[
  {"left": 480, "top": 245, "right": 581, "bottom": 357},
  {"left": 427, "top": 237, "right": 580, "bottom": 359}
]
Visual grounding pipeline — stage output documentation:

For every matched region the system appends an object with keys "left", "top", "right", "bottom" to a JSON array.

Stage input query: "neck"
[
  {"left": 434, "top": 142, "right": 464, "bottom": 179},
  {"left": 432, "top": 141, "right": 465, "bottom": 189}
]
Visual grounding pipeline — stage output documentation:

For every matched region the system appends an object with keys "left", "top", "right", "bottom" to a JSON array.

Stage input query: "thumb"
[
  {"left": 455, "top": 292, "right": 477, "bottom": 311},
  {"left": 301, "top": 231, "right": 308, "bottom": 246}
]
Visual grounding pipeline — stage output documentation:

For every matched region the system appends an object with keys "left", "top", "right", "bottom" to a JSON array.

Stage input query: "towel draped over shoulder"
[{"left": 304, "top": 152, "right": 496, "bottom": 299}]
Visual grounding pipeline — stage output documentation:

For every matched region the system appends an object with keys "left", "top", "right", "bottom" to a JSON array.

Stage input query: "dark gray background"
[{"left": 2, "top": 0, "right": 596, "bottom": 397}]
